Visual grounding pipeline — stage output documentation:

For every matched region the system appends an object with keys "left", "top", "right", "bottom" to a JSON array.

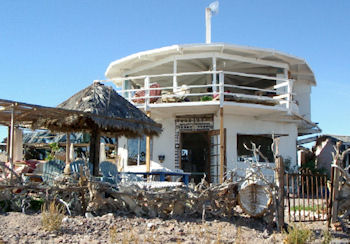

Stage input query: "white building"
[{"left": 105, "top": 43, "right": 320, "bottom": 183}]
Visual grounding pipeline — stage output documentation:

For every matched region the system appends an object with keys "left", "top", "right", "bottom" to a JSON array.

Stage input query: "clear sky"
[{"left": 0, "top": 0, "right": 349, "bottom": 140}]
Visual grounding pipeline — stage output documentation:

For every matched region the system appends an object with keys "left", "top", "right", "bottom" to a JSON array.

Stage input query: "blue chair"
[
  {"left": 100, "top": 161, "right": 119, "bottom": 184},
  {"left": 42, "top": 160, "right": 65, "bottom": 183},
  {"left": 70, "top": 160, "right": 93, "bottom": 177}
]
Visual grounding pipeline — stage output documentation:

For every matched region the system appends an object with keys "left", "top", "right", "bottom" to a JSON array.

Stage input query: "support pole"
[
  {"left": 144, "top": 76, "right": 150, "bottom": 111},
  {"left": 219, "top": 107, "right": 224, "bottom": 183},
  {"left": 9, "top": 107, "right": 15, "bottom": 182},
  {"left": 331, "top": 142, "right": 341, "bottom": 224},
  {"left": 212, "top": 57, "right": 217, "bottom": 93},
  {"left": 146, "top": 111, "right": 151, "bottom": 174},
  {"left": 275, "top": 156, "right": 285, "bottom": 232},
  {"left": 89, "top": 129, "right": 101, "bottom": 176},
  {"left": 173, "top": 58, "right": 177, "bottom": 92},
  {"left": 65, "top": 133, "right": 70, "bottom": 164}
]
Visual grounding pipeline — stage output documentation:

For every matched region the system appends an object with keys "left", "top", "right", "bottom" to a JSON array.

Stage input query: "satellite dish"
[{"left": 208, "top": 1, "right": 219, "bottom": 15}]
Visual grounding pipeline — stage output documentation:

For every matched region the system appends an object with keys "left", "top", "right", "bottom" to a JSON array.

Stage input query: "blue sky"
[{"left": 0, "top": 0, "right": 349, "bottom": 140}]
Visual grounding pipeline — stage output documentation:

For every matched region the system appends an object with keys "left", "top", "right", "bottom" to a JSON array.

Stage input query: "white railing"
[{"left": 117, "top": 70, "right": 295, "bottom": 111}]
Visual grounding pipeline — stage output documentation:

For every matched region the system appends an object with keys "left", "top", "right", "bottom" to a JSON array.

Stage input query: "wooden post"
[
  {"left": 89, "top": 129, "right": 101, "bottom": 176},
  {"left": 275, "top": 156, "right": 285, "bottom": 232},
  {"left": 65, "top": 133, "right": 70, "bottom": 164},
  {"left": 6, "top": 126, "right": 10, "bottom": 161},
  {"left": 9, "top": 107, "right": 15, "bottom": 182},
  {"left": 219, "top": 107, "right": 224, "bottom": 183},
  {"left": 331, "top": 142, "right": 342, "bottom": 223},
  {"left": 146, "top": 111, "right": 151, "bottom": 173}
]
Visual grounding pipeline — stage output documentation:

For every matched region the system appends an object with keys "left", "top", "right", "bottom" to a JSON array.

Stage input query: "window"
[
  {"left": 237, "top": 134, "right": 274, "bottom": 162},
  {"left": 127, "top": 136, "right": 151, "bottom": 165}
]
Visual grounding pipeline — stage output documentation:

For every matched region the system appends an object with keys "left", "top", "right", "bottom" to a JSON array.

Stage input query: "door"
[{"left": 208, "top": 129, "right": 226, "bottom": 184}]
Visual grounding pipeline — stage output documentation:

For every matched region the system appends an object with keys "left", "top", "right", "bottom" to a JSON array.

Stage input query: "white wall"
[
  {"left": 214, "top": 113, "right": 298, "bottom": 170},
  {"left": 118, "top": 111, "right": 298, "bottom": 174},
  {"left": 294, "top": 81, "right": 311, "bottom": 120},
  {"left": 152, "top": 117, "right": 176, "bottom": 170}
]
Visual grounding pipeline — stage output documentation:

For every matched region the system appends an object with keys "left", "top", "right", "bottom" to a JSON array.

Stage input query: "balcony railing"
[{"left": 116, "top": 70, "right": 295, "bottom": 111}]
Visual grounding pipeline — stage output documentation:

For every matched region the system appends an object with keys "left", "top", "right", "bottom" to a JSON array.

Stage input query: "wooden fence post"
[
  {"left": 275, "top": 156, "right": 285, "bottom": 232},
  {"left": 330, "top": 142, "right": 342, "bottom": 224}
]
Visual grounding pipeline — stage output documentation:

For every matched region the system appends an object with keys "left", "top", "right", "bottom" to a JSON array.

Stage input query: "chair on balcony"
[
  {"left": 162, "top": 85, "right": 190, "bottom": 103},
  {"left": 132, "top": 83, "right": 161, "bottom": 104}
]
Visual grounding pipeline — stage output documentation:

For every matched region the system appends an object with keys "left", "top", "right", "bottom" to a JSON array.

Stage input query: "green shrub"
[{"left": 201, "top": 96, "right": 213, "bottom": 101}]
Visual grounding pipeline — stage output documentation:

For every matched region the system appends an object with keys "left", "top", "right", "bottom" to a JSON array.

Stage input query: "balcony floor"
[{"left": 136, "top": 100, "right": 289, "bottom": 118}]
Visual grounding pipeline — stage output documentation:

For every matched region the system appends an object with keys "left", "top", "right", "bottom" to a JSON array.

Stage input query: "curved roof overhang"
[{"left": 105, "top": 43, "right": 316, "bottom": 86}]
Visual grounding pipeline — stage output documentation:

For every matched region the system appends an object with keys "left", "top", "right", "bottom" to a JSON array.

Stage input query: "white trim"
[{"left": 120, "top": 52, "right": 288, "bottom": 78}]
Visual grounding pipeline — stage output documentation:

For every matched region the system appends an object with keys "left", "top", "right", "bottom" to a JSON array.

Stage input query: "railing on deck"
[{"left": 116, "top": 70, "right": 295, "bottom": 110}]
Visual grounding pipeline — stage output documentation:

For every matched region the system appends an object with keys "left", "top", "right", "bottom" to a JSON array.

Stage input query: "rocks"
[
  {"left": 85, "top": 212, "right": 94, "bottom": 218},
  {"left": 1, "top": 211, "right": 349, "bottom": 243}
]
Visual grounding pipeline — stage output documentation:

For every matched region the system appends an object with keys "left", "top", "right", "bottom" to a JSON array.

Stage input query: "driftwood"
[{"left": 330, "top": 142, "right": 350, "bottom": 229}]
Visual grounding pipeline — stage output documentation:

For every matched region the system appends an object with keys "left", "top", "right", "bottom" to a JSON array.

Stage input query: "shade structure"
[
  {"left": 52, "top": 82, "right": 161, "bottom": 175},
  {"left": 36, "top": 82, "right": 161, "bottom": 137},
  {"left": 0, "top": 82, "right": 161, "bottom": 176}
]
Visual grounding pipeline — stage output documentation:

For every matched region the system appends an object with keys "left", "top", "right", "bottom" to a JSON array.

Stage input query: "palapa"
[
  {"left": 37, "top": 82, "right": 161, "bottom": 137},
  {"left": 0, "top": 82, "right": 161, "bottom": 176}
]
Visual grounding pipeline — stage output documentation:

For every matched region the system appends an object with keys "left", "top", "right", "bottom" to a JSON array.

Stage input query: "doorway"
[{"left": 180, "top": 132, "right": 209, "bottom": 183}]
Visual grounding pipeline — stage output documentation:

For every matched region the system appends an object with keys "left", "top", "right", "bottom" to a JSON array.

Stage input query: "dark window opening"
[{"left": 237, "top": 134, "right": 274, "bottom": 162}]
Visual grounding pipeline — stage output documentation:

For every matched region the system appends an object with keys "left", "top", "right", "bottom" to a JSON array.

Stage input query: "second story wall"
[{"left": 294, "top": 80, "right": 312, "bottom": 120}]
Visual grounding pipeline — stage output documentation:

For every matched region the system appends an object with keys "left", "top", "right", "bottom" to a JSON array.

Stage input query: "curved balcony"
[{"left": 115, "top": 70, "right": 296, "bottom": 113}]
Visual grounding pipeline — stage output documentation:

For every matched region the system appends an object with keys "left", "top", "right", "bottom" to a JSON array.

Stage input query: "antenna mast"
[{"left": 206, "top": 1, "right": 219, "bottom": 44}]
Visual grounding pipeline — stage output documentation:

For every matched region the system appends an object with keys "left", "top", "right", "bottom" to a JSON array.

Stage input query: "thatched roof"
[{"left": 36, "top": 82, "right": 161, "bottom": 137}]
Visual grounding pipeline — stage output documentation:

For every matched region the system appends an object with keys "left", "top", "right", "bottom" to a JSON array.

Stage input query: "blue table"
[{"left": 122, "top": 171, "right": 191, "bottom": 185}]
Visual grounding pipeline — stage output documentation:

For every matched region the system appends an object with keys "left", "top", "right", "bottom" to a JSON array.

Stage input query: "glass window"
[{"left": 127, "top": 136, "right": 152, "bottom": 166}]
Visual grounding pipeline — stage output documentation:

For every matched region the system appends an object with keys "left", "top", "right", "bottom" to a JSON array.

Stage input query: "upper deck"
[{"left": 104, "top": 43, "right": 318, "bottom": 134}]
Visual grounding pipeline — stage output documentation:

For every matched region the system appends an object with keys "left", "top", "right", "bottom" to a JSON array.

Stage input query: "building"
[
  {"left": 314, "top": 135, "right": 350, "bottom": 176},
  {"left": 105, "top": 43, "right": 320, "bottom": 183}
]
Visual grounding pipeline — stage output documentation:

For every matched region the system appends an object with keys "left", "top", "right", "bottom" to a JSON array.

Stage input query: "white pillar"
[
  {"left": 212, "top": 56, "right": 217, "bottom": 93},
  {"left": 173, "top": 59, "right": 177, "bottom": 92},
  {"left": 219, "top": 72, "right": 224, "bottom": 107},
  {"left": 144, "top": 76, "right": 150, "bottom": 111}
]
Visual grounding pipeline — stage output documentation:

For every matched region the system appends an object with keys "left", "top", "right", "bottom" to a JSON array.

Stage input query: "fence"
[{"left": 285, "top": 170, "right": 330, "bottom": 222}]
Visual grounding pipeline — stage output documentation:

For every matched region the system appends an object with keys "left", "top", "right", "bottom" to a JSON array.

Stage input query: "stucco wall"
[
  {"left": 294, "top": 81, "right": 311, "bottom": 120},
  {"left": 118, "top": 112, "right": 298, "bottom": 173}
]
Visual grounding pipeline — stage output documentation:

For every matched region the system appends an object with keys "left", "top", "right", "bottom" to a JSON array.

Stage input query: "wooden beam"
[
  {"left": 331, "top": 142, "right": 341, "bottom": 224},
  {"left": 219, "top": 107, "right": 224, "bottom": 183},
  {"left": 146, "top": 111, "right": 151, "bottom": 174},
  {"left": 9, "top": 107, "right": 14, "bottom": 182},
  {"left": 275, "top": 156, "right": 285, "bottom": 232},
  {"left": 89, "top": 129, "right": 101, "bottom": 176},
  {"left": 65, "top": 132, "right": 70, "bottom": 164}
]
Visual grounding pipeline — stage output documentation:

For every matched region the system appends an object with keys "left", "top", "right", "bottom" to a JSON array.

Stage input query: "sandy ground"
[{"left": 0, "top": 211, "right": 349, "bottom": 244}]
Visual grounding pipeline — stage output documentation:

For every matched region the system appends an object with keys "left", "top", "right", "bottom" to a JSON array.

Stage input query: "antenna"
[{"left": 206, "top": 1, "right": 219, "bottom": 44}]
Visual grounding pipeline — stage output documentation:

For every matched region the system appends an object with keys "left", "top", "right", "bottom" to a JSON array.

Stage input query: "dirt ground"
[{"left": 0, "top": 211, "right": 349, "bottom": 244}]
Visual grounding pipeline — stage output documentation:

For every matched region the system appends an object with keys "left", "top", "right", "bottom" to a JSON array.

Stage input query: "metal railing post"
[
  {"left": 219, "top": 72, "right": 224, "bottom": 107},
  {"left": 287, "top": 79, "right": 294, "bottom": 111},
  {"left": 144, "top": 76, "right": 150, "bottom": 111}
]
